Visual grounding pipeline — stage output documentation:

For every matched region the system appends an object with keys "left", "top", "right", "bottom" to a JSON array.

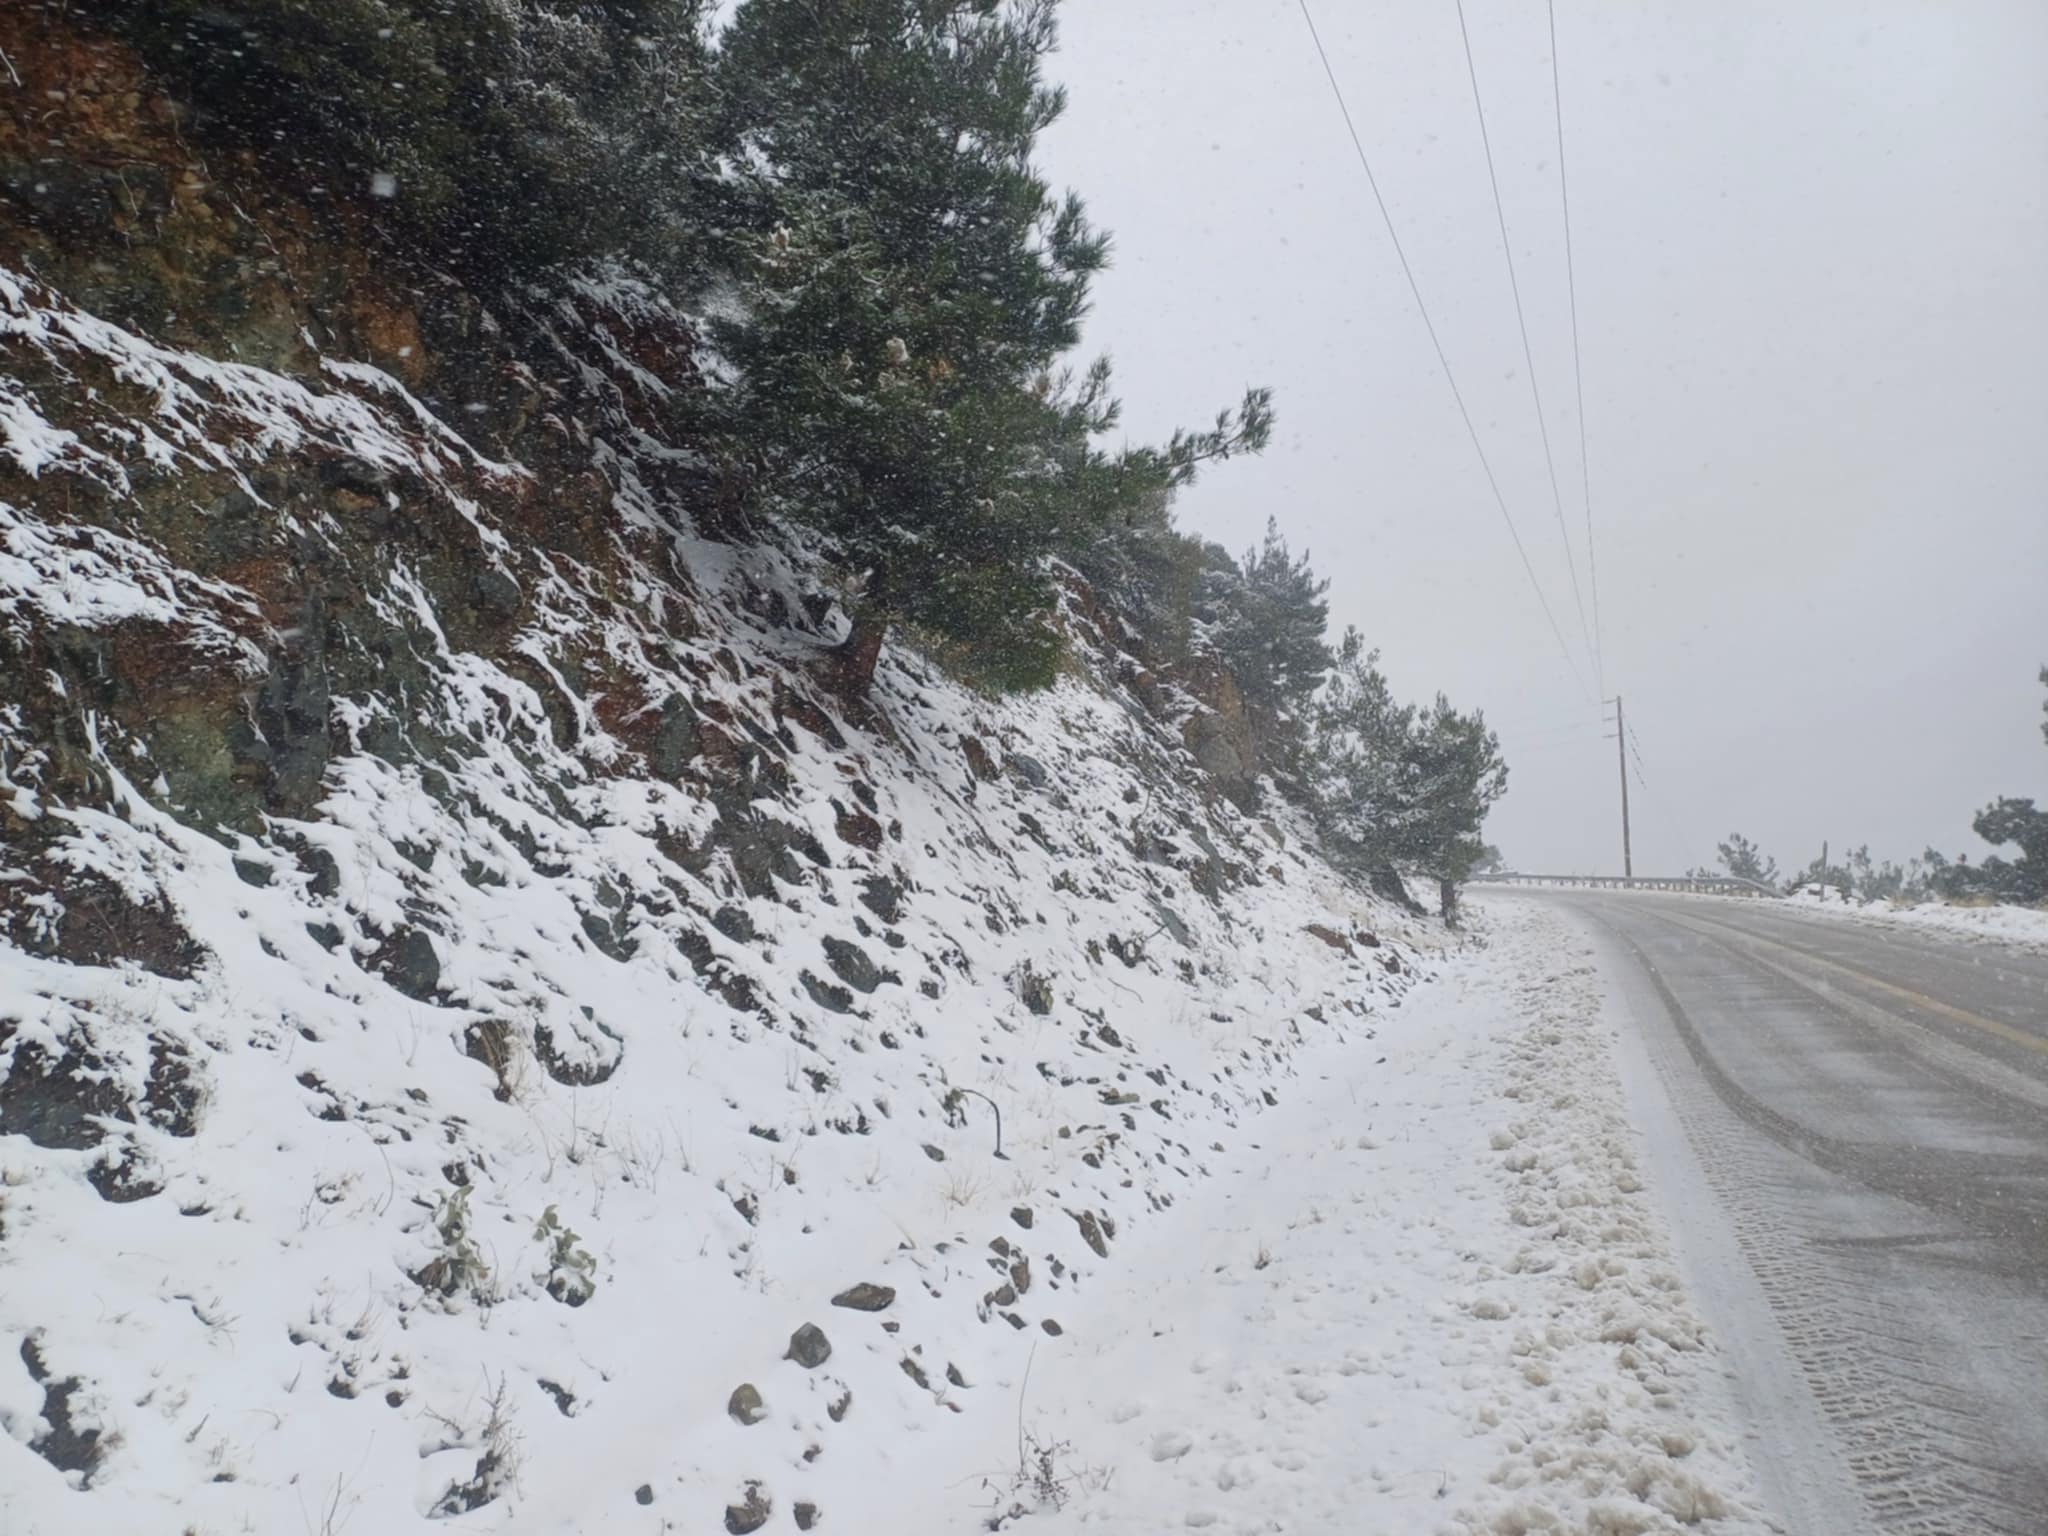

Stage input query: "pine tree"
[
  {"left": 1303, "top": 631, "right": 1505, "bottom": 920},
  {"left": 1715, "top": 832, "right": 1780, "bottom": 889},
  {"left": 1200, "top": 518, "right": 1332, "bottom": 765},
  {"left": 713, "top": 0, "right": 1270, "bottom": 692},
  {"left": 1401, "top": 696, "right": 1508, "bottom": 921},
  {"left": 88, "top": 0, "right": 716, "bottom": 280},
  {"left": 1303, "top": 631, "right": 1417, "bottom": 878}
]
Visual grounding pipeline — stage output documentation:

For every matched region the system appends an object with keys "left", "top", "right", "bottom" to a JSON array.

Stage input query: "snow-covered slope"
[{"left": 0, "top": 257, "right": 1443, "bottom": 1535}]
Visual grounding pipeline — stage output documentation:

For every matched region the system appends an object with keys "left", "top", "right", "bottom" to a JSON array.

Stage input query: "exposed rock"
[
  {"left": 833, "top": 802, "right": 883, "bottom": 851},
  {"left": 830, "top": 1283, "right": 895, "bottom": 1313},
  {"left": 1182, "top": 702, "right": 1252, "bottom": 786},
  {"left": 472, "top": 566, "right": 524, "bottom": 624},
  {"left": 0, "top": 1024, "right": 199, "bottom": 1151},
  {"left": 711, "top": 904, "right": 756, "bottom": 943},
  {"left": 1010, "top": 1205, "right": 1034, "bottom": 1229},
  {"left": 959, "top": 734, "right": 998, "bottom": 781},
  {"left": 1072, "top": 1209, "right": 1110, "bottom": 1259},
  {"left": 647, "top": 695, "right": 701, "bottom": 779},
  {"left": 784, "top": 1324, "right": 831, "bottom": 1369},
  {"left": 795, "top": 1501, "right": 819, "bottom": 1531},
  {"left": 1041, "top": 1318, "right": 1064, "bottom": 1337},
  {"left": 20, "top": 1337, "right": 101, "bottom": 1486},
  {"left": 725, "top": 1483, "right": 771, "bottom": 1534},
  {"left": 634, "top": 1484, "right": 654, "bottom": 1507},
  {"left": 728, "top": 1383, "right": 766, "bottom": 1425},
  {"left": 827, "top": 1389, "right": 852, "bottom": 1422},
  {"left": 1011, "top": 961, "right": 1055, "bottom": 1015},
  {"left": 367, "top": 924, "right": 442, "bottom": 1001},
  {"left": 799, "top": 971, "right": 854, "bottom": 1014},
  {"left": 857, "top": 874, "right": 906, "bottom": 924},
  {"left": 1305, "top": 923, "right": 1353, "bottom": 955},
  {"left": 1006, "top": 751, "right": 1048, "bottom": 787},
  {"left": 821, "top": 936, "right": 895, "bottom": 993}
]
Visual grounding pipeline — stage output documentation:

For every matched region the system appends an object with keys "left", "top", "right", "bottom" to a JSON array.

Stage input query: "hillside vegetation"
[{"left": 0, "top": 4, "right": 1506, "bottom": 1530}]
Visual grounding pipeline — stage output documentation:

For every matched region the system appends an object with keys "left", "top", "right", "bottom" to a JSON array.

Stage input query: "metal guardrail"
[{"left": 1472, "top": 872, "right": 1779, "bottom": 898}]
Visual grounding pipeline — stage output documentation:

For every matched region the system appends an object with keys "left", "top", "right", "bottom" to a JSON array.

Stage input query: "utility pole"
[{"left": 1609, "top": 695, "right": 1633, "bottom": 879}]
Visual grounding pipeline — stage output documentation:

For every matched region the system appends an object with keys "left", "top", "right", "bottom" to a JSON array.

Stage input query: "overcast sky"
[{"left": 1038, "top": 0, "right": 2048, "bottom": 877}]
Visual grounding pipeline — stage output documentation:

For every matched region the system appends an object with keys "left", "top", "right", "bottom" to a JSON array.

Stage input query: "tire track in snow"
[{"left": 1582, "top": 900, "right": 2048, "bottom": 1536}]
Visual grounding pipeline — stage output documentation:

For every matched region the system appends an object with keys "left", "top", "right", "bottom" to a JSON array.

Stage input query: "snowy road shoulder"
[{"left": 921, "top": 898, "right": 1772, "bottom": 1534}]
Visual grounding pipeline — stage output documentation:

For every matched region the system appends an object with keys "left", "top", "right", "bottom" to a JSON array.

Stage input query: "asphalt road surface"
[{"left": 1545, "top": 893, "right": 2048, "bottom": 1536}]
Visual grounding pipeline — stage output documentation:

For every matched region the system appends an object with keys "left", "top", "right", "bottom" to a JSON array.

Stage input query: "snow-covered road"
[
  {"left": 1564, "top": 890, "right": 2048, "bottom": 1536},
  {"left": 910, "top": 898, "right": 1773, "bottom": 1534}
]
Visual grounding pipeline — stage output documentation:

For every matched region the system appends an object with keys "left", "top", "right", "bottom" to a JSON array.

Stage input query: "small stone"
[
  {"left": 827, "top": 1389, "right": 852, "bottom": 1422},
  {"left": 945, "top": 1363, "right": 967, "bottom": 1388},
  {"left": 1072, "top": 1210, "right": 1109, "bottom": 1258},
  {"left": 921, "top": 1143, "right": 945, "bottom": 1162},
  {"left": 1041, "top": 1318, "right": 1064, "bottom": 1337},
  {"left": 795, "top": 1501, "right": 820, "bottom": 1531},
  {"left": 728, "top": 1383, "right": 767, "bottom": 1425},
  {"left": 831, "top": 1283, "right": 895, "bottom": 1312},
  {"left": 1010, "top": 1205, "right": 1034, "bottom": 1230},
  {"left": 724, "top": 1483, "right": 771, "bottom": 1534},
  {"left": 785, "top": 1324, "right": 831, "bottom": 1369},
  {"left": 634, "top": 1484, "right": 654, "bottom": 1507}
]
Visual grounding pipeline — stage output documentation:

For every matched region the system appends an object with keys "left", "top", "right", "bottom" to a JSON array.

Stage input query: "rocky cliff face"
[{"left": 0, "top": 14, "right": 1439, "bottom": 1532}]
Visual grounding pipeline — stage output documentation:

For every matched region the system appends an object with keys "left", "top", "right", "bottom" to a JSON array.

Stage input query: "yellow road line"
[{"left": 1678, "top": 913, "right": 2048, "bottom": 1059}]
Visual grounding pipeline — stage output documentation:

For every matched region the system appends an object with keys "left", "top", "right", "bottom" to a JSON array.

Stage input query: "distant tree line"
[
  {"left": 89, "top": 0, "right": 1506, "bottom": 913},
  {"left": 1710, "top": 669, "right": 2047, "bottom": 907}
]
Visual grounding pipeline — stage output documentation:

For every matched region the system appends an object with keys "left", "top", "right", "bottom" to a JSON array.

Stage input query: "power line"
[
  {"left": 1624, "top": 721, "right": 1650, "bottom": 787},
  {"left": 1548, "top": 0, "right": 1606, "bottom": 697},
  {"left": 1294, "top": 0, "right": 1592, "bottom": 703},
  {"left": 1454, "top": 0, "right": 1595, "bottom": 680},
  {"left": 1497, "top": 718, "right": 1608, "bottom": 745},
  {"left": 1624, "top": 719, "right": 1712, "bottom": 874}
]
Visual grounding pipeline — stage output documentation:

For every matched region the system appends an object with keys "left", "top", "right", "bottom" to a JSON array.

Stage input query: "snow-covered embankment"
[{"left": 902, "top": 898, "right": 1773, "bottom": 1535}]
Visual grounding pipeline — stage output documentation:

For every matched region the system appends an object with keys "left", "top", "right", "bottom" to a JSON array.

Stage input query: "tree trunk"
[
  {"left": 825, "top": 612, "right": 887, "bottom": 697},
  {"left": 1369, "top": 866, "right": 1428, "bottom": 917},
  {"left": 1438, "top": 877, "right": 1460, "bottom": 927}
]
